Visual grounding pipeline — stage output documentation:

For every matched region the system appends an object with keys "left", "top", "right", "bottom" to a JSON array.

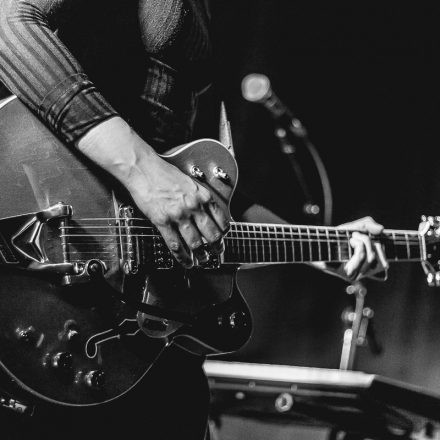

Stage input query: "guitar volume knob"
[
  {"left": 51, "top": 352, "right": 73, "bottom": 370},
  {"left": 66, "top": 329, "right": 80, "bottom": 342},
  {"left": 85, "top": 370, "right": 105, "bottom": 390},
  {"left": 213, "top": 167, "right": 229, "bottom": 181},
  {"left": 16, "top": 326, "right": 36, "bottom": 343},
  {"left": 190, "top": 165, "right": 205, "bottom": 180}
]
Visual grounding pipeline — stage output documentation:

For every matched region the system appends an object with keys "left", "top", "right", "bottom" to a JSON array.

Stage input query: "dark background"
[
  {"left": 1, "top": 2, "right": 439, "bottom": 391},
  {"left": 196, "top": 2, "right": 440, "bottom": 391}
]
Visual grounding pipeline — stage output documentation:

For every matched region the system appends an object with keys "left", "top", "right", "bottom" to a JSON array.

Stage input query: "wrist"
[{"left": 76, "top": 116, "right": 157, "bottom": 186}]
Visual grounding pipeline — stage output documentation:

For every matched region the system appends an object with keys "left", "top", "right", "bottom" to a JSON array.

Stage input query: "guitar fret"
[
  {"left": 306, "top": 227, "right": 312, "bottom": 262},
  {"left": 259, "top": 225, "right": 264, "bottom": 262},
  {"left": 316, "top": 228, "right": 322, "bottom": 261},
  {"left": 325, "top": 228, "right": 331, "bottom": 261},
  {"left": 392, "top": 231, "right": 397, "bottom": 260},
  {"left": 290, "top": 226, "right": 295, "bottom": 262},
  {"left": 271, "top": 226, "right": 277, "bottom": 262},
  {"left": 345, "top": 230, "right": 352, "bottom": 259},
  {"left": 266, "top": 226, "right": 272, "bottom": 262},
  {"left": 250, "top": 224, "right": 254, "bottom": 262},
  {"left": 274, "top": 225, "right": 279, "bottom": 262},
  {"left": 247, "top": 224, "right": 253, "bottom": 262},
  {"left": 254, "top": 224, "right": 264, "bottom": 262},
  {"left": 336, "top": 230, "right": 342, "bottom": 261},
  {"left": 298, "top": 227, "right": 304, "bottom": 262},
  {"left": 405, "top": 233, "right": 410, "bottom": 259},
  {"left": 241, "top": 223, "right": 246, "bottom": 261},
  {"left": 282, "top": 226, "right": 287, "bottom": 263}
]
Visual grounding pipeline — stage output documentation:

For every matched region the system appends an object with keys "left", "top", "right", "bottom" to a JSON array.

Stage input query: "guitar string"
[
  {"left": 59, "top": 231, "right": 421, "bottom": 243},
  {"left": 69, "top": 219, "right": 420, "bottom": 234},
  {"left": 59, "top": 234, "right": 420, "bottom": 245},
  {"left": 59, "top": 228, "right": 420, "bottom": 243},
  {"left": 61, "top": 224, "right": 420, "bottom": 236}
]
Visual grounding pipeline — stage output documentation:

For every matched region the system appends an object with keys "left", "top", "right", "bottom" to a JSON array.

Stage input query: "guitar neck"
[{"left": 223, "top": 223, "right": 422, "bottom": 265}]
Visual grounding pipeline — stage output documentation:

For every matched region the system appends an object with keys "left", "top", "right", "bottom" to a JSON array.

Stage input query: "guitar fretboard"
[
  {"left": 59, "top": 220, "right": 423, "bottom": 267},
  {"left": 223, "top": 223, "right": 421, "bottom": 264}
]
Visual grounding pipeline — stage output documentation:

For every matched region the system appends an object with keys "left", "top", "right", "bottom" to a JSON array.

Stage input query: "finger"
[
  {"left": 351, "top": 231, "right": 376, "bottom": 265},
  {"left": 206, "top": 199, "right": 230, "bottom": 234},
  {"left": 338, "top": 216, "right": 384, "bottom": 234},
  {"left": 156, "top": 224, "right": 193, "bottom": 268},
  {"left": 344, "top": 236, "right": 366, "bottom": 278},
  {"left": 193, "top": 209, "right": 225, "bottom": 254},
  {"left": 374, "top": 242, "right": 389, "bottom": 271},
  {"left": 178, "top": 220, "right": 209, "bottom": 264}
]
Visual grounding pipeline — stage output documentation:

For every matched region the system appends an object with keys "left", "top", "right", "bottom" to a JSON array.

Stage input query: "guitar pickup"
[{"left": 118, "top": 206, "right": 139, "bottom": 275}]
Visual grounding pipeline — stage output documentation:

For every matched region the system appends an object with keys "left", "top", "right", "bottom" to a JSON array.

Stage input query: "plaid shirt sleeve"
[{"left": 0, "top": 0, "right": 119, "bottom": 144}]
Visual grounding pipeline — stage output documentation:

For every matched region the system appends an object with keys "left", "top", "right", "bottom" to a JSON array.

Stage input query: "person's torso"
[{"left": 57, "top": 0, "right": 213, "bottom": 151}]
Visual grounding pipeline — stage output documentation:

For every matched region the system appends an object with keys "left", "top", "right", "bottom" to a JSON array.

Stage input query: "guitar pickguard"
[{"left": 85, "top": 319, "right": 141, "bottom": 359}]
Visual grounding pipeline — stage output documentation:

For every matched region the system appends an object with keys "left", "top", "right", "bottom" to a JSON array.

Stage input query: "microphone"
[{"left": 241, "top": 73, "right": 306, "bottom": 138}]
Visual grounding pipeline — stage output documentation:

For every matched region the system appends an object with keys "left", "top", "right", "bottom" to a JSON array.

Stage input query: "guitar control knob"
[
  {"left": 51, "top": 352, "right": 73, "bottom": 370},
  {"left": 213, "top": 167, "right": 229, "bottom": 181},
  {"left": 16, "top": 326, "right": 36, "bottom": 343},
  {"left": 229, "top": 311, "right": 243, "bottom": 329},
  {"left": 190, "top": 165, "right": 205, "bottom": 180},
  {"left": 84, "top": 370, "right": 105, "bottom": 390},
  {"left": 66, "top": 329, "right": 80, "bottom": 343},
  {"left": 218, "top": 311, "right": 248, "bottom": 329}
]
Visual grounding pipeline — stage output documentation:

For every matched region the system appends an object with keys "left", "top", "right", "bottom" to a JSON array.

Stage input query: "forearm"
[
  {"left": 76, "top": 116, "right": 158, "bottom": 188},
  {"left": 0, "top": 0, "right": 117, "bottom": 144}
]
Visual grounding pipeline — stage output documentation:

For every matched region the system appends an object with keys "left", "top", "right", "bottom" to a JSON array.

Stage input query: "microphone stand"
[
  {"left": 339, "top": 282, "right": 383, "bottom": 371},
  {"left": 274, "top": 126, "right": 320, "bottom": 220},
  {"left": 274, "top": 116, "right": 333, "bottom": 225}
]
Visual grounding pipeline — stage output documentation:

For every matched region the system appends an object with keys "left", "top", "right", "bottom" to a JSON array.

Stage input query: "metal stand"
[
  {"left": 274, "top": 126, "right": 321, "bottom": 222},
  {"left": 339, "top": 282, "right": 383, "bottom": 371}
]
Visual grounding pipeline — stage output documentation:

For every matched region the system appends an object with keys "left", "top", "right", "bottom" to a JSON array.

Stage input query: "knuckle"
[
  {"left": 186, "top": 197, "right": 200, "bottom": 211},
  {"left": 199, "top": 188, "right": 212, "bottom": 204},
  {"left": 189, "top": 240, "right": 203, "bottom": 251},
  {"left": 153, "top": 214, "right": 170, "bottom": 227},
  {"left": 209, "top": 231, "right": 223, "bottom": 243},
  {"left": 168, "top": 241, "right": 181, "bottom": 252},
  {"left": 179, "top": 222, "right": 192, "bottom": 233}
]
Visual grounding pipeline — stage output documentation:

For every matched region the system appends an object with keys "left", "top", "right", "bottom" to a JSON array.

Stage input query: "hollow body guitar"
[{"left": 0, "top": 97, "right": 435, "bottom": 409}]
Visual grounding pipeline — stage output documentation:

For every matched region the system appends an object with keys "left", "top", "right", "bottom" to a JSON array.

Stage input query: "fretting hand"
[
  {"left": 240, "top": 205, "right": 388, "bottom": 281},
  {"left": 328, "top": 216, "right": 388, "bottom": 281}
]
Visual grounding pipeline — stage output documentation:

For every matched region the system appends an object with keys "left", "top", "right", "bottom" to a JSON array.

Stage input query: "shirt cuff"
[{"left": 39, "top": 73, "right": 119, "bottom": 144}]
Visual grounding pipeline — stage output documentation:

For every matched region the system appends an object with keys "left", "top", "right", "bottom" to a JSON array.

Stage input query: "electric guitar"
[{"left": 0, "top": 97, "right": 439, "bottom": 409}]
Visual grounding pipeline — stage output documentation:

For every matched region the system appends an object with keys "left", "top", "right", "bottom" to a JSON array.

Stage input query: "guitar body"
[{"left": 0, "top": 97, "right": 252, "bottom": 407}]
